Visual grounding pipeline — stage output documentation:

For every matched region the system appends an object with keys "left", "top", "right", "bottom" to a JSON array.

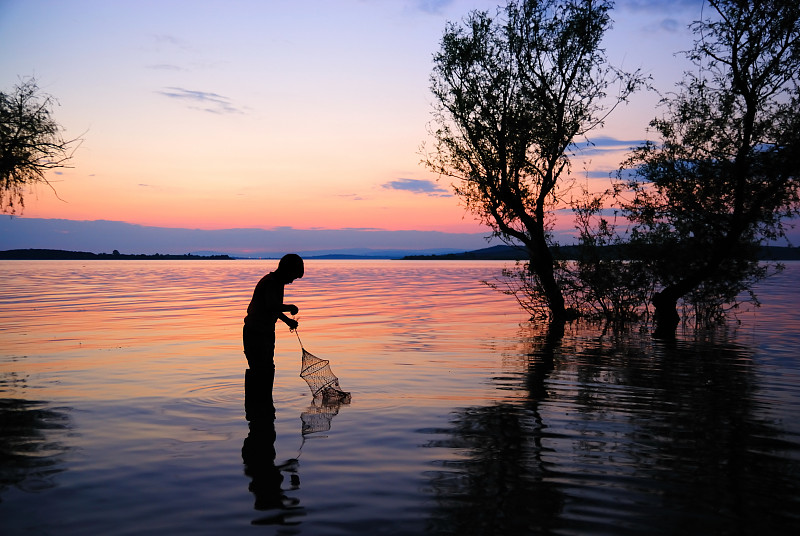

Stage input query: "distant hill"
[
  {"left": 403, "top": 244, "right": 527, "bottom": 260},
  {"left": 403, "top": 244, "right": 593, "bottom": 260},
  {"left": 758, "top": 246, "right": 800, "bottom": 260},
  {"left": 403, "top": 244, "right": 800, "bottom": 261},
  {"left": 0, "top": 249, "right": 232, "bottom": 260}
]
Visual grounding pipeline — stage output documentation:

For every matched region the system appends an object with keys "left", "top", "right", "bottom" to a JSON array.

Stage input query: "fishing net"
[
  {"left": 295, "top": 331, "right": 351, "bottom": 402},
  {"left": 301, "top": 399, "right": 344, "bottom": 435},
  {"left": 295, "top": 389, "right": 350, "bottom": 459}
]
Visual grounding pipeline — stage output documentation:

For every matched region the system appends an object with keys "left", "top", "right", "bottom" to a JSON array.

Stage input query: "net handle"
[{"left": 293, "top": 327, "right": 303, "bottom": 349}]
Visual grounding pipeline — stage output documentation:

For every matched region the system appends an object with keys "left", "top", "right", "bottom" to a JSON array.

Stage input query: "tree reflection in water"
[
  {"left": 0, "top": 383, "right": 71, "bottom": 500},
  {"left": 423, "top": 326, "right": 564, "bottom": 535},
  {"left": 423, "top": 324, "right": 800, "bottom": 535}
]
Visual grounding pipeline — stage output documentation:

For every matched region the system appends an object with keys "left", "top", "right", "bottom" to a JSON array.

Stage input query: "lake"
[{"left": 1, "top": 259, "right": 799, "bottom": 535}]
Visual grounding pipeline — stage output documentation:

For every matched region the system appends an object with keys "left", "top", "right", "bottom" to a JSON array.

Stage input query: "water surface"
[{"left": 1, "top": 260, "right": 798, "bottom": 534}]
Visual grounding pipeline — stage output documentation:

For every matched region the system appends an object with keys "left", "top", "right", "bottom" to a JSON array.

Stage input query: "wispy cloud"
[
  {"left": 383, "top": 178, "right": 451, "bottom": 197},
  {"left": 659, "top": 18, "right": 682, "bottom": 33},
  {"left": 152, "top": 33, "right": 183, "bottom": 46},
  {"left": 581, "top": 136, "right": 645, "bottom": 147},
  {"left": 156, "top": 87, "right": 243, "bottom": 114},
  {"left": 617, "top": 0, "right": 702, "bottom": 35},
  {"left": 338, "top": 193, "right": 367, "bottom": 201},
  {"left": 147, "top": 63, "right": 184, "bottom": 72},
  {"left": 149, "top": 33, "right": 194, "bottom": 53},
  {"left": 617, "top": 0, "right": 701, "bottom": 13},
  {"left": 581, "top": 170, "right": 617, "bottom": 179},
  {"left": 414, "top": 0, "right": 454, "bottom": 15},
  {"left": 571, "top": 136, "right": 645, "bottom": 156}
]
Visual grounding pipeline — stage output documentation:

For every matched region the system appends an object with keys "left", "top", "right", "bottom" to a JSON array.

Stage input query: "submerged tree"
[
  {"left": 618, "top": 0, "right": 800, "bottom": 337},
  {"left": 424, "top": 0, "right": 643, "bottom": 324},
  {"left": 566, "top": 188, "right": 654, "bottom": 324},
  {"left": 0, "top": 78, "right": 78, "bottom": 214}
]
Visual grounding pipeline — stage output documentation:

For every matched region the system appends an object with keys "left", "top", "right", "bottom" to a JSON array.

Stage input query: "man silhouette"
[{"left": 243, "top": 254, "right": 304, "bottom": 404}]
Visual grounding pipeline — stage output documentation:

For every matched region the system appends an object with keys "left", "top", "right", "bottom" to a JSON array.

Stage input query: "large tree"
[
  {"left": 618, "top": 0, "right": 800, "bottom": 337},
  {"left": 425, "top": 0, "right": 642, "bottom": 324},
  {"left": 1, "top": 78, "right": 77, "bottom": 214}
]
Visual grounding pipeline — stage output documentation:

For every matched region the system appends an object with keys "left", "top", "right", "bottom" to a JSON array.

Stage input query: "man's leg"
[{"left": 243, "top": 325, "right": 276, "bottom": 420}]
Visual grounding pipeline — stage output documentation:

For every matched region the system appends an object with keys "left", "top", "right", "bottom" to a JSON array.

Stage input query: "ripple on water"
[{"left": 183, "top": 381, "right": 243, "bottom": 408}]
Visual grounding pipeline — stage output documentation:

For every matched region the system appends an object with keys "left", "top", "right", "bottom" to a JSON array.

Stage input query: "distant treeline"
[
  {"left": 403, "top": 244, "right": 800, "bottom": 261},
  {"left": 0, "top": 249, "right": 233, "bottom": 260}
]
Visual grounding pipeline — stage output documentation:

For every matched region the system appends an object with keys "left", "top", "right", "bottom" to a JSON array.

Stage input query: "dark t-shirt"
[{"left": 244, "top": 271, "right": 284, "bottom": 328}]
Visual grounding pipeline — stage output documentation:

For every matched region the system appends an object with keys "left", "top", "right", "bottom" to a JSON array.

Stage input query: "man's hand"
[
  {"left": 287, "top": 318, "right": 299, "bottom": 331},
  {"left": 287, "top": 304, "right": 299, "bottom": 315}
]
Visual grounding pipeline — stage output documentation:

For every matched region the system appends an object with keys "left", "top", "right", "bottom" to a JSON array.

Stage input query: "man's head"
[{"left": 277, "top": 253, "right": 304, "bottom": 282}]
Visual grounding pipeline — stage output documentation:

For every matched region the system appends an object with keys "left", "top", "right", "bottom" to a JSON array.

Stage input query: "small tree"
[
  {"left": 0, "top": 78, "right": 78, "bottom": 214},
  {"left": 424, "top": 0, "right": 643, "bottom": 324},
  {"left": 617, "top": 0, "right": 800, "bottom": 337},
  {"left": 567, "top": 187, "right": 653, "bottom": 324}
]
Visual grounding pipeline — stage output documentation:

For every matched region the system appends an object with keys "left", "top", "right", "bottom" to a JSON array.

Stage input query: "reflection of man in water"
[
  {"left": 242, "top": 370, "right": 302, "bottom": 524},
  {"left": 243, "top": 253, "right": 304, "bottom": 407}
]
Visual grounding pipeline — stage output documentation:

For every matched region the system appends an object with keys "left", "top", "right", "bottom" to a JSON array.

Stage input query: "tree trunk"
[
  {"left": 651, "top": 261, "right": 718, "bottom": 338},
  {"left": 527, "top": 239, "right": 567, "bottom": 325},
  {"left": 652, "top": 290, "right": 680, "bottom": 339}
]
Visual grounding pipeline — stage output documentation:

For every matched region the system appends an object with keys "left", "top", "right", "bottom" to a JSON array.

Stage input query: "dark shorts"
[{"left": 243, "top": 323, "right": 276, "bottom": 372}]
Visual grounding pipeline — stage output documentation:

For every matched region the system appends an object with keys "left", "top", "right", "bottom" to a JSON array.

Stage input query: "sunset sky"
[{"left": 1, "top": 0, "right": 709, "bottom": 245}]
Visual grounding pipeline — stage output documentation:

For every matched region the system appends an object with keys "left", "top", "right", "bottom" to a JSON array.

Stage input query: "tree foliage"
[
  {"left": 566, "top": 188, "right": 654, "bottom": 323},
  {"left": 0, "top": 78, "right": 78, "bottom": 214},
  {"left": 425, "top": 0, "right": 643, "bottom": 323},
  {"left": 615, "top": 0, "right": 800, "bottom": 337}
]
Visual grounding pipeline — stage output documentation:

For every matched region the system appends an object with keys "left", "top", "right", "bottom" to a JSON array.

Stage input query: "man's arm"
[{"left": 277, "top": 304, "right": 299, "bottom": 330}]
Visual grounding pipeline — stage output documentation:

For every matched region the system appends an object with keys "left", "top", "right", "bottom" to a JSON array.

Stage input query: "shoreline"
[{"left": 0, "top": 248, "right": 232, "bottom": 260}]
